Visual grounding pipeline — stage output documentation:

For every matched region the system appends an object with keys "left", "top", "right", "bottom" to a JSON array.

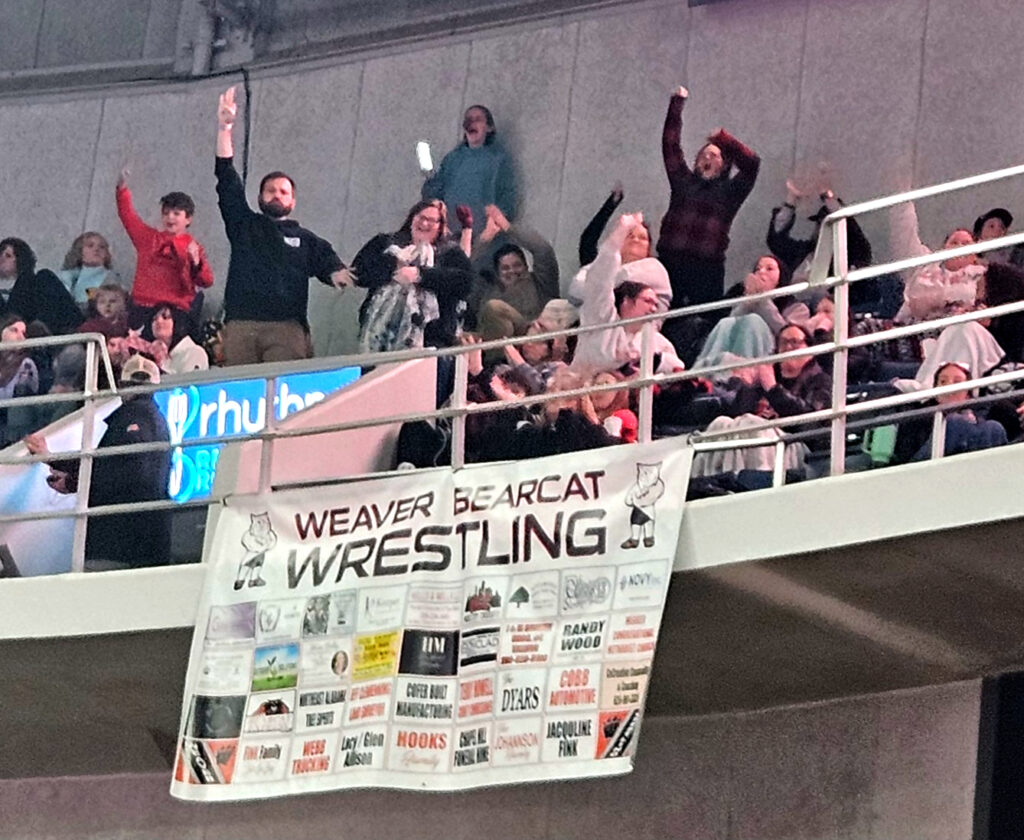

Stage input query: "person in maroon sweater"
[
  {"left": 115, "top": 168, "right": 214, "bottom": 330},
  {"left": 658, "top": 86, "right": 760, "bottom": 310}
]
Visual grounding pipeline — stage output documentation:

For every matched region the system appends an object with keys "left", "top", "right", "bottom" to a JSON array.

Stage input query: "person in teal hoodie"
[{"left": 422, "top": 105, "right": 517, "bottom": 238}]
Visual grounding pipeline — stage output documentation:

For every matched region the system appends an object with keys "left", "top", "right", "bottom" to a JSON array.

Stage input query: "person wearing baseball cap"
[
  {"left": 25, "top": 352, "right": 171, "bottom": 569},
  {"left": 119, "top": 352, "right": 161, "bottom": 386},
  {"left": 973, "top": 207, "right": 1018, "bottom": 265}
]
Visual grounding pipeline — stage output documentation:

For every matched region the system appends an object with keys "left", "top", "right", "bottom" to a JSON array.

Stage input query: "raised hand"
[
  {"left": 676, "top": 86, "right": 689, "bottom": 99},
  {"left": 218, "top": 86, "right": 237, "bottom": 130},
  {"left": 480, "top": 213, "right": 502, "bottom": 244},
  {"left": 785, "top": 179, "right": 804, "bottom": 205},
  {"left": 23, "top": 433, "right": 49, "bottom": 456},
  {"left": 455, "top": 204, "right": 473, "bottom": 230},
  {"left": 459, "top": 333, "right": 484, "bottom": 377},
  {"left": 618, "top": 211, "right": 643, "bottom": 232},
  {"left": 117, "top": 167, "right": 130, "bottom": 189},
  {"left": 743, "top": 272, "right": 765, "bottom": 296},
  {"left": 757, "top": 363, "right": 777, "bottom": 392},
  {"left": 611, "top": 181, "right": 624, "bottom": 203},
  {"left": 484, "top": 205, "right": 510, "bottom": 232}
]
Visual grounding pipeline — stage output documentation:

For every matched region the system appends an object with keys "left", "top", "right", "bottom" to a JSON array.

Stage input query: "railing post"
[
  {"left": 451, "top": 354, "right": 468, "bottom": 470},
  {"left": 829, "top": 218, "right": 850, "bottom": 477},
  {"left": 930, "top": 409, "right": 947, "bottom": 461},
  {"left": 70, "top": 339, "right": 99, "bottom": 573},
  {"left": 638, "top": 321, "right": 654, "bottom": 444},
  {"left": 257, "top": 375, "right": 277, "bottom": 494},
  {"left": 772, "top": 438, "right": 787, "bottom": 487}
]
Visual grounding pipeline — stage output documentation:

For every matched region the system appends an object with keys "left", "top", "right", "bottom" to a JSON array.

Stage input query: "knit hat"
[
  {"left": 534, "top": 299, "right": 578, "bottom": 332},
  {"left": 120, "top": 353, "right": 161, "bottom": 385}
]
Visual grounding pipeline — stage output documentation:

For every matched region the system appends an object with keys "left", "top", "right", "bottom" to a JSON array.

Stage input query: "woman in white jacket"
[
  {"left": 889, "top": 200, "right": 984, "bottom": 324},
  {"left": 148, "top": 305, "right": 208, "bottom": 377},
  {"left": 571, "top": 213, "right": 684, "bottom": 377}
]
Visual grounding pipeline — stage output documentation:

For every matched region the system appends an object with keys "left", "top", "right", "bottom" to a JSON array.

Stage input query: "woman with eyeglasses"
[
  {"left": 729, "top": 323, "right": 832, "bottom": 420},
  {"left": 352, "top": 199, "right": 473, "bottom": 353},
  {"left": 692, "top": 322, "right": 829, "bottom": 482}
]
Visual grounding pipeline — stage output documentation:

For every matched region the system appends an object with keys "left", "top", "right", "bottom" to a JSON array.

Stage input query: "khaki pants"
[{"left": 222, "top": 319, "right": 311, "bottom": 366}]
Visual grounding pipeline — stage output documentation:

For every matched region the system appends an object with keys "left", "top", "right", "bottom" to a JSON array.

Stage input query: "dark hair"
[
  {"left": 973, "top": 208, "right": 1013, "bottom": 239},
  {"left": 0, "top": 238, "right": 36, "bottom": 281},
  {"left": 0, "top": 313, "right": 26, "bottom": 334},
  {"left": 776, "top": 321, "right": 813, "bottom": 347},
  {"left": 933, "top": 361, "right": 971, "bottom": 386},
  {"left": 462, "top": 105, "right": 496, "bottom": 146},
  {"left": 614, "top": 280, "right": 651, "bottom": 313},
  {"left": 752, "top": 254, "right": 792, "bottom": 287},
  {"left": 62, "top": 232, "right": 112, "bottom": 270},
  {"left": 696, "top": 140, "right": 733, "bottom": 178},
  {"left": 259, "top": 171, "right": 296, "bottom": 193},
  {"left": 160, "top": 191, "right": 195, "bottom": 217},
  {"left": 397, "top": 199, "right": 449, "bottom": 244},
  {"left": 981, "top": 262, "right": 1024, "bottom": 307},
  {"left": 491, "top": 363, "right": 534, "bottom": 396},
  {"left": 143, "top": 304, "right": 190, "bottom": 350},
  {"left": 492, "top": 243, "right": 527, "bottom": 272}
]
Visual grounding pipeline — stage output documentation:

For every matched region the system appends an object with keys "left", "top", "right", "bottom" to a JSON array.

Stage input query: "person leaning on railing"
[
  {"left": 0, "top": 315, "right": 40, "bottom": 447},
  {"left": 478, "top": 368, "right": 618, "bottom": 462},
  {"left": 23, "top": 354, "right": 172, "bottom": 570},
  {"left": 891, "top": 361, "right": 1008, "bottom": 464}
]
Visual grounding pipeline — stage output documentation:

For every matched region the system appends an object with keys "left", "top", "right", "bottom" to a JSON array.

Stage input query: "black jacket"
[
  {"left": 352, "top": 232, "right": 473, "bottom": 348},
  {"left": 216, "top": 157, "right": 344, "bottom": 325},
  {"left": 55, "top": 395, "right": 172, "bottom": 567}
]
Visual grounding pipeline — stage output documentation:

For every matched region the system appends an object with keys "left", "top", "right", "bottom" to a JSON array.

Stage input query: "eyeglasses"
[
  {"left": 778, "top": 337, "right": 808, "bottom": 349},
  {"left": 417, "top": 215, "right": 442, "bottom": 225}
]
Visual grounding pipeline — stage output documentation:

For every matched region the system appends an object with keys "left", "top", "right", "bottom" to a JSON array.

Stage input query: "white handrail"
[{"left": 3, "top": 163, "right": 1024, "bottom": 576}]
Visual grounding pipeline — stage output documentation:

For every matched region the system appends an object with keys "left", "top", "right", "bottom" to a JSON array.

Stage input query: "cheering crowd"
[{"left": 7, "top": 81, "right": 1024, "bottom": 557}]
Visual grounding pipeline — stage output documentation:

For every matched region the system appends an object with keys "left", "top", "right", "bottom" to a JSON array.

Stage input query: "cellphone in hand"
[{"left": 416, "top": 140, "right": 433, "bottom": 173}]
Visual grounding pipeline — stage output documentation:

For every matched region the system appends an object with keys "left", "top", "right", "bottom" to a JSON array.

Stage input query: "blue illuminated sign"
[{"left": 153, "top": 366, "right": 361, "bottom": 503}]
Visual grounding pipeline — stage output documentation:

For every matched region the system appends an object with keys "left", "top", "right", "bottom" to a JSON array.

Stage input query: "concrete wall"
[
  {"left": 1, "top": 680, "right": 982, "bottom": 839},
  {"left": 1, "top": 0, "right": 1022, "bottom": 356},
  {"left": 0, "top": 0, "right": 181, "bottom": 70}
]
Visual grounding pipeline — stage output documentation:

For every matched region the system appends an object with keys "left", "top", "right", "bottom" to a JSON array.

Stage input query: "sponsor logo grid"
[{"left": 172, "top": 444, "right": 690, "bottom": 799}]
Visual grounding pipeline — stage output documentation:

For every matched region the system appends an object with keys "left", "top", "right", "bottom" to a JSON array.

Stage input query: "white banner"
[{"left": 171, "top": 438, "right": 692, "bottom": 800}]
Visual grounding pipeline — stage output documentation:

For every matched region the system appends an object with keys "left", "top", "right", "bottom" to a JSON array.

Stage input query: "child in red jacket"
[{"left": 116, "top": 168, "right": 213, "bottom": 329}]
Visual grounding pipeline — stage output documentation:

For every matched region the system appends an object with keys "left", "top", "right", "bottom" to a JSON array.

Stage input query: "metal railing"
[{"left": 2, "top": 164, "right": 1024, "bottom": 575}]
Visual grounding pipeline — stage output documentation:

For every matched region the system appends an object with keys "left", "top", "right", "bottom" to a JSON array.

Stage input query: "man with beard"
[{"left": 215, "top": 87, "right": 351, "bottom": 364}]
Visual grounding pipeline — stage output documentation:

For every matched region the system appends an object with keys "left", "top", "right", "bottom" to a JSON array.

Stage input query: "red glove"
[{"left": 456, "top": 205, "right": 473, "bottom": 229}]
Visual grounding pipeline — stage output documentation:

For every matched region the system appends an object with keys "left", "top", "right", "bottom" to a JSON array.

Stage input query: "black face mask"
[{"left": 259, "top": 198, "right": 291, "bottom": 219}]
